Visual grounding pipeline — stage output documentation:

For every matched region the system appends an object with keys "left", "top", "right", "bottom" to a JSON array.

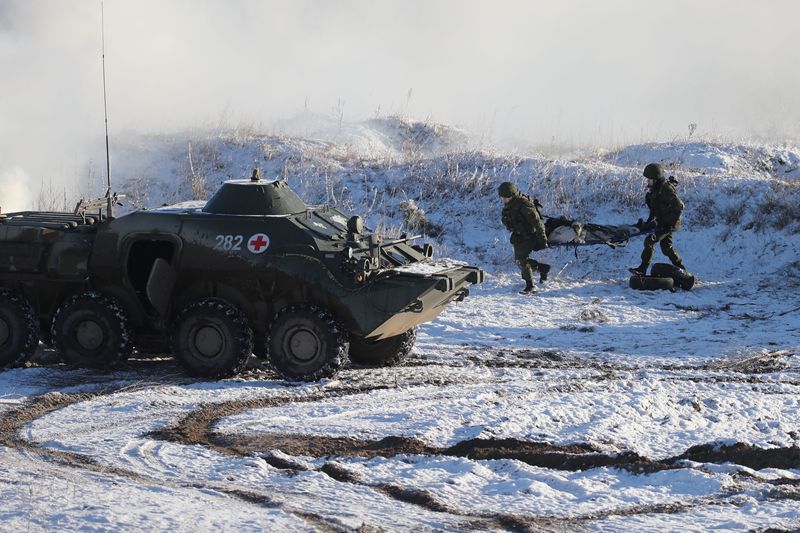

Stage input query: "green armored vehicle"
[{"left": 0, "top": 174, "right": 484, "bottom": 380}]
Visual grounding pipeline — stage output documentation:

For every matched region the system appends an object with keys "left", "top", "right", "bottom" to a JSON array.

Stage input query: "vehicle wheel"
[
  {"left": 51, "top": 292, "right": 133, "bottom": 368},
  {"left": 349, "top": 328, "right": 417, "bottom": 367},
  {"left": 651, "top": 263, "right": 695, "bottom": 290},
  {"left": 629, "top": 275, "right": 674, "bottom": 291},
  {"left": 0, "top": 288, "right": 39, "bottom": 368},
  {"left": 266, "top": 304, "right": 349, "bottom": 381},
  {"left": 171, "top": 298, "right": 253, "bottom": 379}
]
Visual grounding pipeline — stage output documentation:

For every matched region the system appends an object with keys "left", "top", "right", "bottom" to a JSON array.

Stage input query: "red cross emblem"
[{"left": 247, "top": 233, "right": 270, "bottom": 254}]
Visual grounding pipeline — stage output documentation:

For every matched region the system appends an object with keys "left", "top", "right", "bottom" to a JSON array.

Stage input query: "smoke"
[
  {"left": 0, "top": 167, "right": 32, "bottom": 212},
  {"left": 1, "top": 0, "right": 799, "bottom": 208}
]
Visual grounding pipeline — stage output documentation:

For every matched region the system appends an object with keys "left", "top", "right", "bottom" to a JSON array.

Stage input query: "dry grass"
[{"left": 754, "top": 181, "right": 800, "bottom": 232}]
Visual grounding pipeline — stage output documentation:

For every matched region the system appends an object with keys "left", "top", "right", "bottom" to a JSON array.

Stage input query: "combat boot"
[
  {"left": 538, "top": 263, "right": 551, "bottom": 283},
  {"left": 628, "top": 266, "right": 647, "bottom": 276},
  {"left": 519, "top": 282, "right": 536, "bottom": 295}
]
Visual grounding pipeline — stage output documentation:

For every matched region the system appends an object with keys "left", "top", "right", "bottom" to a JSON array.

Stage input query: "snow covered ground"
[{"left": 2, "top": 118, "right": 799, "bottom": 531}]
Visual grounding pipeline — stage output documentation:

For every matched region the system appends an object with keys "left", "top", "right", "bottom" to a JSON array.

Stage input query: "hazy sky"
[{"left": 1, "top": 0, "right": 799, "bottom": 209}]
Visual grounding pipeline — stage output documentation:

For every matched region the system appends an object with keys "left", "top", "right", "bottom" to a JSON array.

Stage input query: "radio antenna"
[{"left": 101, "top": 0, "right": 113, "bottom": 216}]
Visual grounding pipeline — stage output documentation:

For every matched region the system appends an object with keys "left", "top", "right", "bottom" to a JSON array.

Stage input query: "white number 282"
[{"left": 214, "top": 234, "right": 243, "bottom": 250}]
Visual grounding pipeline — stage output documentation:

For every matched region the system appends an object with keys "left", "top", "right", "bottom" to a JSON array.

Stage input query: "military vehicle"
[{"left": 0, "top": 173, "right": 484, "bottom": 380}]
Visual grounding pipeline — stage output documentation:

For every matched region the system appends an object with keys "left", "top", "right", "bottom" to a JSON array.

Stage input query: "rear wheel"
[
  {"left": 266, "top": 304, "right": 349, "bottom": 381},
  {"left": 51, "top": 292, "right": 133, "bottom": 368},
  {"left": 349, "top": 328, "right": 416, "bottom": 367},
  {"left": 0, "top": 288, "right": 39, "bottom": 368},
  {"left": 171, "top": 298, "right": 253, "bottom": 379}
]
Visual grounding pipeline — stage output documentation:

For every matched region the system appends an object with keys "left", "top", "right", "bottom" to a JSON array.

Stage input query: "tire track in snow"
[
  {"left": 262, "top": 443, "right": 800, "bottom": 527},
  {"left": 404, "top": 346, "right": 797, "bottom": 381},
  {"left": 0, "top": 391, "right": 153, "bottom": 479},
  {"left": 151, "top": 386, "right": 580, "bottom": 531},
  {"left": 266, "top": 453, "right": 571, "bottom": 533},
  {"left": 152, "top": 378, "right": 800, "bottom": 474},
  {"left": 0, "top": 389, "right": 354, "bottom": 532},
  {"left": 151, "top": 386, "right": 800, "bottom": 528},
  {"left": 5, "top": 357, "right": 798, "bottom": 527}
]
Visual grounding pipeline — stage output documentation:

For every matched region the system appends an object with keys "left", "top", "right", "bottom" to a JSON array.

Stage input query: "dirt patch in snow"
[
  {"left": 233, "top": 433, "right": 661, "bottom": 473},
  {"left": 150, "top": 384, "right": 391, "bottom": 454},
  {"left": 703, "top": 350, "right": 794, "bottom": 374},
  {"left": 674, "top": 442, "right": 800, "bottom": 470}
]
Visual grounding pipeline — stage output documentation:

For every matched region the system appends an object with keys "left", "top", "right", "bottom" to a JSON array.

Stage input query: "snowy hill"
[{"left": 111, "top": 115, "right": 800, "bottom": 282}]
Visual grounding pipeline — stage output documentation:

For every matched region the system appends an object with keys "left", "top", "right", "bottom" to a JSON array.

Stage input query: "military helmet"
[
  {"left": 643, "top": 163, "right": 665, "bottom": 182},
  {"left": 497, "top": 181, "right": 519, "bottom": 198}
]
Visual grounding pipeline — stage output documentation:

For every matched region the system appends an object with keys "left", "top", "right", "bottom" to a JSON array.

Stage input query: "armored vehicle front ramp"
[{"left": 354, "top": 260, "right": 484, "bottom": 340}]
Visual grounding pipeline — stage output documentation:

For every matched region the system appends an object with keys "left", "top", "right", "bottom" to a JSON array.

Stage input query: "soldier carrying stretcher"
[
  {"left": 628, "top": 163, "right": 687, "bottom": 276},
  {"left": 498, "top": 181, "right": 551, "bottom": 295}
]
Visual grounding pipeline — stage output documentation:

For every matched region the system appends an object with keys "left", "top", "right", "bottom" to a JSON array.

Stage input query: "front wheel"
[
  {"left": 266, "top": 304, "right": 349, "bottom": 381},
  {"left": 0, "top": 288, "right": 39, "bottom": 368},
  {"left": 51, "top": 292, "right": 133, "bottom": 368},
  {"left": 171, "top": 298, "right": 253, "bottom": 379},
  {"left": 349, "top": 328, "right": 417, "bottom": 367}
]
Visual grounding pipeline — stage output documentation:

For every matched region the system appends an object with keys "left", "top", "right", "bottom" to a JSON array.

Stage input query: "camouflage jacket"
[
  {"left": 645, "top": 181, "right": 684, "bottom": 230},
  {"left": 501, "top": 194, "right": 548, "bottom": 249}
]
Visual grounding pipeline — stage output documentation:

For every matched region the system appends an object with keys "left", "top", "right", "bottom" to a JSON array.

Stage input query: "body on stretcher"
[{"left": 544, "top": 216, "right": 655, "bottom": 248}]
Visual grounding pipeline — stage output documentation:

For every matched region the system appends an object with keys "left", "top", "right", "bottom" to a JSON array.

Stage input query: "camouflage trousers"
[
  {"left": 513, "top": 240, "right": 544, "bottom": 286},
  {"left": 640, "top": 230, "right": 683, "bottom": 269}
]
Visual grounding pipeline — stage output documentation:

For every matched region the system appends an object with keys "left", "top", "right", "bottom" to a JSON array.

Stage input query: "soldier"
[
  {"left": 629, "top": 163, "right": 686, "bottom": 275},
  {"left": 498, "top": 181, "right": 551, "bottom": 294}
]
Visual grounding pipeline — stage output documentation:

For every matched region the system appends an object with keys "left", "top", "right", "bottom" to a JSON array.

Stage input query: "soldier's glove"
[{"left": 634, "top": 218, "right": 645, "bottom": 230}]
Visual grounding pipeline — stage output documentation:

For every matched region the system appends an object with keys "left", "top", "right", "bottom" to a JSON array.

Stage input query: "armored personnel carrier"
[{"left": 0, "top": 173, "right": 483, "bottom": 380}]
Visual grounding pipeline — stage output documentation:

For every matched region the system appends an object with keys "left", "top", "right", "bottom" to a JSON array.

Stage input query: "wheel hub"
[
  {"left": 75, "top": 319, "right": 104, "bottom": 351},
  {"left": 0, "top": 318, "right": 9, "bottom": 347},
  {"left": 286, "top": 327, "right": 319, "bottom": 362},
  {"left": 194, "top": 325, "right": 224, "bottom": 358}
]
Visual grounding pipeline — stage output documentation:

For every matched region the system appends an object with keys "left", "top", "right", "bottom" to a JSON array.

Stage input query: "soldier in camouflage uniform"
[
  {"left": 629, "top": 163, "right": 686, "bottom": 276},
  {"left": 498, "top": 181, "right": 550, "bottom": 294}
]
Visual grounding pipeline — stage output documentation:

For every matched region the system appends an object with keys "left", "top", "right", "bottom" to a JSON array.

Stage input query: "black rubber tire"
[
  {"left": 0, "top": 288, "right": 39, "bottom": 368},
  {"left": 171, "top": 298, "right": 253, "bottom": 379},
  {"left": 51, "top": 292, "right": 133, "bottom": 368},
  {"left": 629, "top": 275, "right": 674, "bottom": 291},
  {"left": 651, "top": 263, "right": 695, "bottom": 290},
  {"left": 349, "top": 328, "right": 417, "bottom": 367},
  {"left": 266, "top": 304, "right": 349, "bottom": 381}
]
